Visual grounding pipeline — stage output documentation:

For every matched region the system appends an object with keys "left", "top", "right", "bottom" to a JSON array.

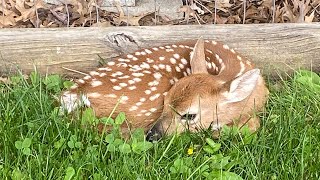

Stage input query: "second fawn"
[{"left": 60, "top": 38, "right": 269, "bottom": 138}]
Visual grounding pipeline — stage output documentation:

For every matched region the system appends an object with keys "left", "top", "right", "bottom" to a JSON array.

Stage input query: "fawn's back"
[{"left": 60, "top": 38, "right": 269, "bottom": 135}]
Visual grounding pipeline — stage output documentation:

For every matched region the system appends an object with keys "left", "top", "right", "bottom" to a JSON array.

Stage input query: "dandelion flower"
[{"left": 187, "top": 147, "right": 194, "bottom": 155}]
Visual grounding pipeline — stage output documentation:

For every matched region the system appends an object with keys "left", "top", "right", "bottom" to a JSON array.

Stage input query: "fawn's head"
[{"left": 147, "top": 38, "right": 269, "bottom": 140}]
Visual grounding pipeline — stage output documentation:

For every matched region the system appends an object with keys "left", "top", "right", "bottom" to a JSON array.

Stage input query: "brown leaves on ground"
[
  {"left": 182, "top": 0, "right": 319, "bottom": 24},
  {"left": 0, "top": 0, "right": 319, "bottom": 28},
  {"left": 0, "top": 0, "right": 157, "bottom": 28}
]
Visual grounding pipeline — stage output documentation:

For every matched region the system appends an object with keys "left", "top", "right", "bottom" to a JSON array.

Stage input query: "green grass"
[{"left": 0, "top": 70, "right": 319, "bottom": 179}]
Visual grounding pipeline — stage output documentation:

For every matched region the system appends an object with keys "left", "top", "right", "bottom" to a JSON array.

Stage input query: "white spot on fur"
[
  {"left": 113, "top": 86, "right": 122, "bottom": 90},
  {"left": 165, "top": 45, "right": 171, "bottom": 48},
  {"left": 159, "top": 64, "right": 165, "bottom": 69},
  {"left": 136, "top": 102, "right": 143, "bottom": 106},
  {"left": 140, "top": 98, "right": 146, "bottom": 102},
  {"left": 152, "top": 47, "right": 159, "bottom": 51},
  {"left": 170, "top": 58, "right": 176, "bottom": 64},
  {"left": 230, "top": 49, "right": 236, "bottom": 54},
  {"left": 128, "top": 80, "right": 135, "bottom": 84},
  {"left": 211, "top": 62, "right": 216, "bottom": 69},
  {"left": 150, "top": 108, "right": 157, "bottom": 112},
  {"left": 170, "top": 79, "right": 175, "bottom": 85},
  {"left": 173, "top": 54, "right": 180, "bottom": 59},
  {"left": 178, "top": 63, "right": 184, "bottom": 69},
  {"left": 78, "top": 79, "right": 85, "bottom": 84},
  {"left": 127, "top": 54, "right": 134, "bottom": 58},
  {"left": 159, "top": 56, "right": 165, "bottom": 61},
  {"left": 166, "top": 65, "right": 172, "bottom": 72},
  {"left": 70, "top": 84, "right": 78, "bottom": 89},
  {"left": 132, "top": 57, "right": 138, "bottom": 61},
  {"left": 129, "top": 106, "right": 138, "bottom": 111},
  {"left": 118, "top": 58, "right": 130, "bottom": 62},
  {"left": 163, "top": 92, "right": 168, "bottom": 96},
  {"left": 121, "top": 96, "right": 129, "bottom": 101},
  {"left": 143, "top": 70, "right": 151, "bottom": 74},
  {"left": 133, "top": 78, "right": 142, "bottom": 82},
  {"left": 118, "top": 75, "right": 130, "bottom": 79},
  {"left": 99, "top": 73, "right": 107, "bottom": 77},
  {"left": 147, "top": 58, "right": 154, "bottom": 63},
  {"left": 211, "top": 41, "right": 217, "bottom": 45},
  {"left": 223, "top": 44, "right": 230, "bottom": 50},
  {"left": 90, "top": 71, "right": 99, "bottom": 76},
  {"left": 205, "top": 49, "right": 213, "bottom": 54},
  {"left": 149, "top": 93, "right": 160, "bottom": 101},
  {"left": 141, "top": 109, "right": 147, "bottom": 113},
  {"left": 107, "top": 61, "right": 115, "bottom": 66},
  {"left": 128, "top": 86, "right": 137, "bottom": 90},
  {"left": 145, "top": 90, "right": 151, "bottom": 95},
  {"left": 181, "top": 58, "right": 188, "bottom": 65},
  {"left": 145, "top": 49, "right": 152, "bottom": 54},
  {"left": 135, "top": 52, "right": 141, "bottom": 56},
  {"left": 140, "top": 62, "right": 150, "bottom": 69},
  {"left": 179, "top": 45, "right": 185, "bottom": 48},
  {"left": 237, "top": 55, "right": 242, "bottom": 61},
  {"left": 141, "top": 51, "right": 146, "bottom": 56},
  {"left": 159, "top": 46, "right": 165, "bottom": 49},
  {"left": 173, "top": 77, "right": 179, "bottom": 82},
  {"left": 186, "top": 68, "right": 191, "bottom": 75},
  {"left": 106, "top": 94, "right": 117, "bottom": 98},
  {"left": 172, "top": 45, "right": 178, "bottom": 48},
  {"left": 83, "top": 76, "right": 91, "bottom": 80},
  {"left": 91, "top": 81, "right": 103, "bottom": 87},
  {"left": 148, "top": 80, "right": 159, "bottom": 86},
  {"left": 99, "top": 67, "right": 112, "bottom": 71},
  {"left": 132, "top": 72, "right": 144, "bottom": 77},
  {"left": 145, "top": 112, "right": 152, "bottom": 116},
  {"left": 150, "top": 87, "right": 157, "bottom": 91},
  {"left": 183, "top": 72, "right": 187, "bottom": 76},
  {"left": 110, "top": 79, "right": 117, "bottom": 83},
  {"left": 119, "top": 82, "right": 127, "bottom": 87},
  {"left": 153, "top": 72, "right": 162, "bottom": 79},
  {"left": 166, "top": 49, "right": 174, "bottom": 52},
  {"left": 111, "top": 71, "right": 123, "bottom": 77},
  {"left": 220, "top": 63, "right": 226, "bottom": 73},
  {"left": 206, "top": 61, "right": 212, "bottom": 69},
  {"left": 175, "top": 66, "right": 181, "bottom": 72},
  {"left": 152, "top": 64, "right": 159, "bottom": 70}
]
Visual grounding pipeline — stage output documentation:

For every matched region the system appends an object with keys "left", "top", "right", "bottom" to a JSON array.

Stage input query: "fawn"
[{"left": 60, "top": 37, "right": 269, "bottom": 139}]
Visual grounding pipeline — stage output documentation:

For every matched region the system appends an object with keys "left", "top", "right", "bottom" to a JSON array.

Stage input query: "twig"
[
  {"left": 272, "top": 0, "right": 275, "bottom": 23},
  {"left": 62, "top": 67, "right": 89, "bottom": 76},
  {"left": 154, "top": 0, "right": 157, "bottom": 25},
  {"left": 195, "top": 0, "right": 213, "bottom": 14},
  {"left": 65, "top": 3, "right": 70, "bottom": 27},
  {"left": 243, "top": 0, "right": 246, "bottom": 24},
  {"left": 214, "top": 0, "right": 217, "bottom": 24}
]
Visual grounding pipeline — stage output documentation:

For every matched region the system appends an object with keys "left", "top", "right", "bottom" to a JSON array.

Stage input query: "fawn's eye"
[{"left": 181, "top": 113, "right": 198, "bottom": 124}]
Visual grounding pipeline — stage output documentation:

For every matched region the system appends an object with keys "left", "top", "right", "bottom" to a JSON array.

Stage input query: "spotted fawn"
[{"left": 60, "top": 38, "right": 269, "bottom": 138}]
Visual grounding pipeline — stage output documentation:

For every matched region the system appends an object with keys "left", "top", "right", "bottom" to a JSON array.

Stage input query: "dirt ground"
[{"left": 0, "top": 0, "right": 319, "bottom": 28}]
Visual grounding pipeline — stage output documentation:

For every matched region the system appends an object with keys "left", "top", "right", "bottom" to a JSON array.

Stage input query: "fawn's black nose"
[{"left": 146, "top": 121, "right": 164, "bottom": 142}]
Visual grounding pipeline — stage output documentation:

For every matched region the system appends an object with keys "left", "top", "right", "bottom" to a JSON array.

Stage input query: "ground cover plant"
[{"left": 0, "top": 70, "right": 319, "bottom": 179}]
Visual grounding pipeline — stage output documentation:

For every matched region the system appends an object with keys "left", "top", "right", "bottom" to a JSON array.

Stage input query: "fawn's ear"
[
  {"left": 224, "top": 69, "right": 261, "bottom": 103},
  {"left": 190, "top": 37, "right": 208, "bottom": 74}
]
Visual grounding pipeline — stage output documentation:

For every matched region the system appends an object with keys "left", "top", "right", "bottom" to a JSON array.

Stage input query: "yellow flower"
[{"left": 187, "top": 147, "right": 194, "bottom": 155}]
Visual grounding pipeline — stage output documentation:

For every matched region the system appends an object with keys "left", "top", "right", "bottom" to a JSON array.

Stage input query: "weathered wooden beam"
[{"left": 0, "top": 23, "right": 319, "bottom": 79}]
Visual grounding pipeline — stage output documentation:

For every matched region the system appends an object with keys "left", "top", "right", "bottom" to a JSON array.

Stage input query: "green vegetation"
[{"left": 0, "top": 70, "right": 319, "bottom": 179}]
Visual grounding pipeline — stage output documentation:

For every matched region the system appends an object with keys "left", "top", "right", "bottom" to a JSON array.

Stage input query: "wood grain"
[{"left": 0, "top": 23, "right": 319, "bottom": 78}]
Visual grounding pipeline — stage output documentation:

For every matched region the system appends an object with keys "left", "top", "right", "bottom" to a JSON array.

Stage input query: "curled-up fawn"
[{"left": 60, "top": 37, "right": 269, "bottom": 139}]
